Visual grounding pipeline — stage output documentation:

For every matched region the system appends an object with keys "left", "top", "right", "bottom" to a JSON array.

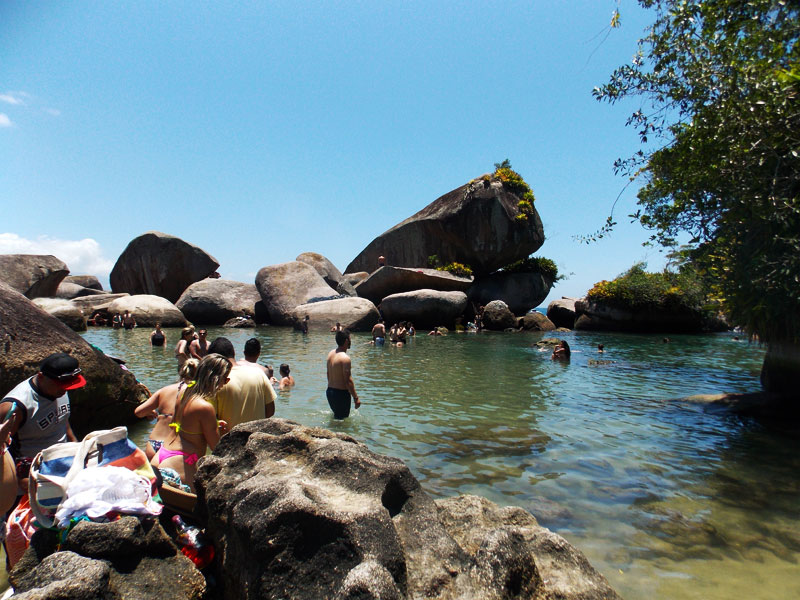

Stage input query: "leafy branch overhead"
[{"left": 593, "top": 0, "right": 800, "bottom": 345}]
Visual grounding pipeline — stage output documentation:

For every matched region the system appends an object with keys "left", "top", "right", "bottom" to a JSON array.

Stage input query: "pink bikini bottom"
[{"left": 157, "top": 446, "right": 199, "bottom": 465}]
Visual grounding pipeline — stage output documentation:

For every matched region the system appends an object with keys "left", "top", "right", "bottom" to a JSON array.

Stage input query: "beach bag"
[
  {"left": 6, "top": 494, "right": 37, "bottom": 568},
  {"left": 29, "top": 426, "right": 158, "bottom": 529}
]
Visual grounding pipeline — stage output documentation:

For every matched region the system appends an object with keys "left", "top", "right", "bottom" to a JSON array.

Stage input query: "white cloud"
[
  {"left": 0, "top": 92, "right": 25, "bottom": 105},
  {"left": 0, "top": 234, "right": 115, "bottom": 283},
  {"left": 0, "top": 114, "right": 12, "bottom": 128}
]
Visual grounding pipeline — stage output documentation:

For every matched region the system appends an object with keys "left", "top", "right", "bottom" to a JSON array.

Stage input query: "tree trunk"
[{"left": 760, "top": 342, "right": 800, "bottom": 397}]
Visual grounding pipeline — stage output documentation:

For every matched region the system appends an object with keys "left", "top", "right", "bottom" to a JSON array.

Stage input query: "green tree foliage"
[
  {"left": 502, "top": 255, "right": 562, "bottom": 283},
  {"left": 594, "top": 0, "right": 800, "bottom": 347}
]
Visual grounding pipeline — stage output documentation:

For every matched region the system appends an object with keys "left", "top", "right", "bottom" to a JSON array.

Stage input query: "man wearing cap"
[{"left": 0, "top": 353, "right": 83, "bottom": 491}]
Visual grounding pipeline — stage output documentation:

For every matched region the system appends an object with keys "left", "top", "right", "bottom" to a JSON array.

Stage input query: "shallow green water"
[{"left": 76, "top": 326, "right": 799, "bottom": 600}]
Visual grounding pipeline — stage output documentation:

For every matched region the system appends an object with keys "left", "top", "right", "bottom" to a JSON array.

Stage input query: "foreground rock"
[
  {"left": 296, "top": 252, "right": 356, "bottom": 297},
  {"left": 469, "top": 271, "right": 552, "bottom": 315},
  {"left": 354, "top": 266, "right": 472, "bottom": 304},
  {"left": 255, "top": 261, "right": 339, "bottom": 326},
  {"left": 63, "top": 275, "right": 103, "bottom": 291},
  {"left": 574, "top": 298, "right": 726, "bottom": 333},
  {"left": 195, "top": 419, "right": 621, "bottom": 600},
  {"left": 10, "top": 517, "right": 205, "bottom": 599},
  {"left": 0, "top": 283, "right": 147, "bottom": 437},
  {"left": 55, "top": 281, "right": 106, "bottom": 300},
  {"left": 380, "top": 289, "right": 468, "bottom": 329},
  {"left": 176, "top": 279, "right": 267, "bottom": 325},
  {"left": 110, "top": 231, "right": 220, "bottom": 303},
  {"left": 547, "top": 298, "right": 578, "bottom": 329},
  {"left": 0, "top": 254, "right": 69, "bottom": 299},
  {"left": 346, "top": 174, "right": 545, "bottom": 275},
  {"left": 482, "top": 300, "right": 518, "bottom": 331},
  {"left": 292, "top": 297, "right": 380, "bottom": 332},
  {"left": 31, "top": 298, "right": 87, "bottom": 332},
  {"left": 107, "top": 295, "right": 188, "bottom": 328}
]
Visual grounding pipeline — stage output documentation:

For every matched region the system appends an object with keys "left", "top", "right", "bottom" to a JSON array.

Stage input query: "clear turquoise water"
[{"left": 77, "top": 326, "right": 799, "bottom": 600}]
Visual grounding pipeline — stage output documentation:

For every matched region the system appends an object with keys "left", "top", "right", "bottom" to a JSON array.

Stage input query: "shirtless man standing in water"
[{"left": 326, "top": 329, "right": 361, "bottom": 419}]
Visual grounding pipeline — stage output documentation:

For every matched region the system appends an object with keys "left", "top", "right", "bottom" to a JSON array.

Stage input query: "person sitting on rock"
[
  {"left": 278, "top": 364, "right": 295, "bottom": 390},
  {"left": 552, "top": 340, "right": 571, "bottom": 360},
  {"left": 151, "top": 354, "right": 230, "bottom": 492}
]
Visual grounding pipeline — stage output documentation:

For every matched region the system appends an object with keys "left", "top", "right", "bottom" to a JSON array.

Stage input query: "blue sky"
[{"left": 1, "top": 1, "right": 668, "bottom": 306}]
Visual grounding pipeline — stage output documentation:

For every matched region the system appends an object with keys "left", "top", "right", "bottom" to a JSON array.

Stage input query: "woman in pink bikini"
[{"left": 151, "top": 353, "right": 231, "bottom": 492}]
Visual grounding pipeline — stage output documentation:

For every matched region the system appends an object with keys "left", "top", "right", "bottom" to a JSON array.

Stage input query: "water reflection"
[{"left": 74, "top": 326, "right": 800, "bottom": 600}]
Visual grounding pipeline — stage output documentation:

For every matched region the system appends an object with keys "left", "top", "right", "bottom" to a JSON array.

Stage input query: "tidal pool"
[{"left": 13, "top": 325, "right": 794, "bottom": 599}]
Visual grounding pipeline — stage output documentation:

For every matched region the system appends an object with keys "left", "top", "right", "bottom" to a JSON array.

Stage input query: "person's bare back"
[{"left": 326, "top": 348, "right": 351, "bottom": 390}]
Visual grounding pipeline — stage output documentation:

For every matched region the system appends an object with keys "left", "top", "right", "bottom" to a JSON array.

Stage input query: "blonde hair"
[
  {"left": 181, "top": 326, "right": 194, "bottom": 338},
  {"left": 171, "top": 354, "right": 231, "bottom": 438},
  {"left": 178, "top": 358, "right": 199, "bottom": 382}
]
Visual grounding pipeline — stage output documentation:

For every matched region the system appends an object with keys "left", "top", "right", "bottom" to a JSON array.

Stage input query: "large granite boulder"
[
  {"left": 547, "top": 298, "right": 578, "bottom": 329},
  {"left": 255, "top": 261, "right": 339, "bottom": 326},
  {"left": 110, "top": 231, "right": 220, "bottom": 303},
  {"left": 10, "top": 517, "right": 205, "bottom": 599},
  {"left": 468, "top": 271, "right": 552, "bottom": 315},
  {"left": 0, "top": 282, "right": 147, "bottom": 437},
  {"left": 296, "top": 252, "right": 356, "bottom": 297},
  {"left": 354, "top": 266, "right": 472, "bottom": 304},
  {"left": 518, "top": 312, "right": 556, "bottom": 332},
  {"left": 292, "top": 297, "right": 380, "bottom": 332},
  {"left": 55, "top": 281, "right": 107, "bottom": 300},
  {"left": 70, "top": 293, "right": 131, "bottom": 316},
  {"left": 63, "top": 275, "right": 103, "bottom": 291},
  {"left": 482, "top": 300, "right": 518, "bottom": 331},
  {"left": 31, "top": 298, "right": 87, "bottom": 332},
  {"left": 106, "top": 295, "right": 188, "bottom": 328},
  {"left": 176, "top": 279, "right": 267, "bottom": 325},
  {"left": 380, "top": 289, "right": 468, "bottom": 329},
  {"left": 574, "top": 299, "right": 716, "bottom": 333},
  {"left": 194, "top": 419, "right": 621, "bottom": 600},
  {"left": 346, "top": 174, "right": 545, "bottom": 276},
  {"left": 0, "top": 254, "right": 69, "bottom": 299},
  {"left": 343, "top": 271, "right": 369, "bottom": 286}
]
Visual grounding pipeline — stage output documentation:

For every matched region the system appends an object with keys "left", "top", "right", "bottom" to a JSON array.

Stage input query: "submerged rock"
[
  {"left": 346, "top": 174, "right": 545, "bottom": 275},
  {"left": 0, "top": 254, "right": 69, "bottom": 299},
  {"left": 110, "top": 231, "right": 220, "bottom": 303},
  {"left": 194, "top": 418, "right": 621, "bottom": 600}
]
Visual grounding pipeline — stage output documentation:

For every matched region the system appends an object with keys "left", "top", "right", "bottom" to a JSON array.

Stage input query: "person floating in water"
[
  {"left": 552, "top": 340, "right": 571, "bottom": 360},
  {"left": 597, "top": 344, "right": 605, "bottom": 353},
  {"left": 326, "top": 329, "right": 361, "bottom": 419}
]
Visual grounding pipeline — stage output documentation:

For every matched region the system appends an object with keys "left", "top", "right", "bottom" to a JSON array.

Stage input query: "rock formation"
[
  {"left": 55, "top": 281, "right": 106, "bottom": 300},
  {"left": 255, "top": 261, "right": 339, "bottom": 326},
  {"left": 176, "top": 279, "right": 267, "bottom": 325},
  {"left": 292, "top": 297, "right": 380, "bottom": 332},
  {"left": 109, "top": 231, "right": 220, "bottom": 303},
  {"left": 106, "top": 295, "right": 188, "bottom": 328},
  {"left": 343, "top": 271, "right": 369, "bottom": 286},
  {"left": 346, "top": 174, "right": 545, "bottom": 276},
  {"left": 547, "top": 298, "right": 577, "bottom": 329},
  {"left": 296, "top": 252, "right": 356, "bottom": 297},
  {"left": 481, "top": 300, "right": 518, "bottom": 331},
  {"left": 194, "top": 418, "right": 621, "bottom": 600},
  {"left": 70, "top": 293, "right": 131, "bottom": 317},
  {"left": 573, "top": 298, "right": 725, "bottom": 333},
  {"left": 0, "top": 282, "right": 147, "bottom": 437},
  {"left": 0, "top": 254, "right": 69, "bottom": 299},
  {"left": 31, "top": 298, "right": 87, "bottom": 332},
  {"left": 63, "top": 275, "right": 103, "bottom": 291},
  {"left": 518, "top": 312, "right": 556, "bottom": 332},
  {"left": 380, "top": 290, "right": 468, "bottom": 329},
  {"left": 10, "top": 517, "right": 205, "bottom": 600},
  {"left": 354, "top": 266, "right": 472, "bottom": 304},
  {"left": 468, "top": 271, "right": 552, "bottom": 315}
]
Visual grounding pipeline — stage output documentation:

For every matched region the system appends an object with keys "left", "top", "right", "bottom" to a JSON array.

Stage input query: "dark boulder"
[
  {"left": 518, "top": 312, "right": 556, "bottom": 332},
  {"left": 10, "top": 517, "right": 205, "bottom": 600},
  {"left": 380, "top": 289, "right": 468, "bottom": 329},
  {"left": 574, "top": 299, "right": 722, "bottom": 333},
  {"left": 0, "top": 282, "right": 147, "bottom": 437},
  {"left": 296, "top": 252, "right": 356, "bottom": 297},
  {"left": 63, "top": 275, "right": 103, "bottom": 291},
  {"left": 346, "top": 174, "right": 545, "bottom": 276},
  {"left": 55, "top": 281, "right": 106, "bottom": 300},
  {"left": 547, "top": 298, "right": 577, "bottom": 329},
  {"left": 468, "top": 271, "right": 552, "bottom": 315},
  {"left": 482, "top": 300, "right": 517, "bottom": 331},
  {"left": 110, "top": 231, "right": 220, "bottom": 303},
  {"left": 255, "top": 261, "right": 338, "bottom": 326},
  {"left": 354, "top": 266, "right": 472, "bottom": 304},
  {"left": 194, "top": 418, "right": 621, "bottom": 600},
  {"left": 0, "top": 254, "right": 69, "bottom": 299},
  {"left": 176, "top": 279, "right": 266, "bottom": 325}
]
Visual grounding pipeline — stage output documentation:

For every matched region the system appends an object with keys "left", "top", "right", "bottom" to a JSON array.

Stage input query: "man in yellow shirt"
[{"left": 207, "top": 337, "right": 275, "bottom": 428}]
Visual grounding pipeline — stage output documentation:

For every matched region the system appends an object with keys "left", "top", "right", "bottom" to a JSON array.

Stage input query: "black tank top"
[{"left": 151, "top": 332, "right": 165, "bottom": 346}]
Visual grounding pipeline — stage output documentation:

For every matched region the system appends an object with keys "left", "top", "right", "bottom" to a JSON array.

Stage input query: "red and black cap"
[{"left": 40, "top": 353, "right": 87, "bottom": 390}]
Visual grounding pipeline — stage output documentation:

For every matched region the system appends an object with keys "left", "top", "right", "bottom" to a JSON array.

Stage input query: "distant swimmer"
[
  {"left": 300, "top": 315, "right": 309, "bottom": 334},
  {"left": 122, "top": 310, "right": 136, "bottom": 330},
  {"left": 330, "top": 322, "right": 343, "bottom": 332},
  {"left": 326, "top": 329, "right": 361, "bottom": 419},
  {"left": 597, "top": 343, "right": 605, "bottom": 353}
]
